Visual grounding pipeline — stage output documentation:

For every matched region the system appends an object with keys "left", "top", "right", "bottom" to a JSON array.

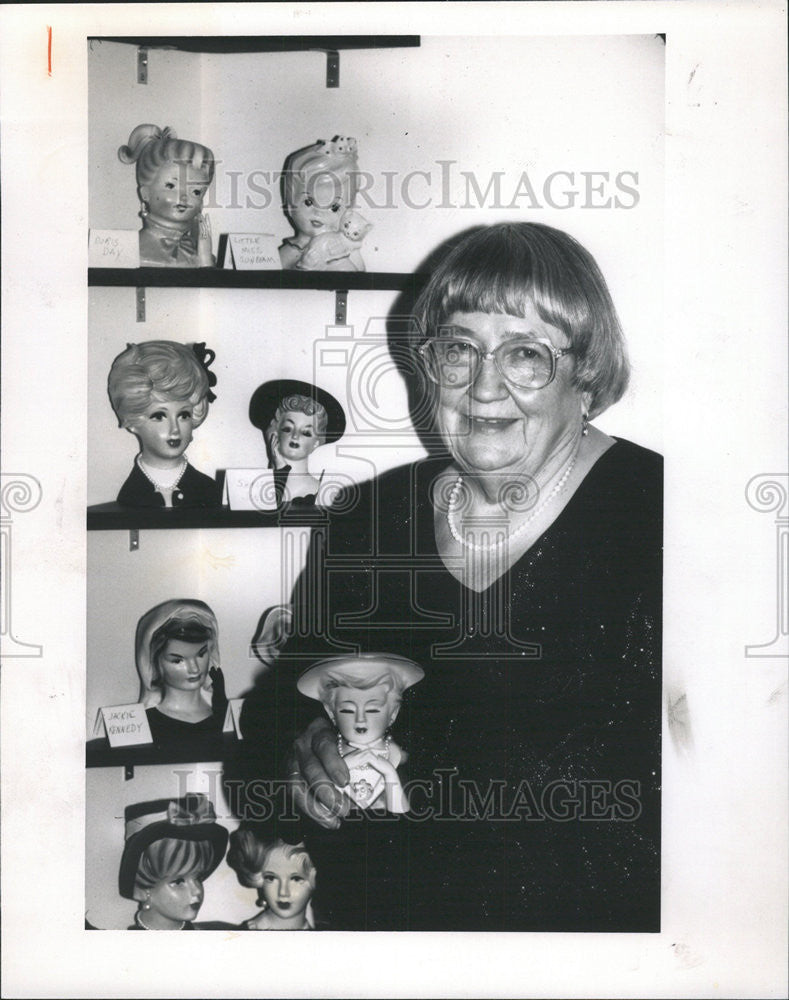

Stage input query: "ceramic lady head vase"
[
  {"left": 227, "top": 830, "right": 317, "bottom": 930},
  {"left": 119, "top": 794, "right": 228, "bottom": 930},
  {"left": 297, "top": 653, "right": 424, "bottom": 812},
  {"left": 119, "top": 124, "right": 215, "bottom": 267},
  {"left": 107, "top": 340, "right": 219, "bottom": 508}
]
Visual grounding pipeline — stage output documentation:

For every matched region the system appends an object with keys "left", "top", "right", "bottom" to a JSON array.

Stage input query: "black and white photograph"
[{"left": 1, "top": 2, "right": 786, "bottom": 997}]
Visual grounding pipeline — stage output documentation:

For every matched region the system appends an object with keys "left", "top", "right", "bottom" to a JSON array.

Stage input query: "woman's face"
[
  {"left": 433, "top": 306, "right": 585, "bottom": 478},
  {"left": 147, "top": 872, "right": 204, "bottom": 924},
  {"left": 131, "top": 398, "right": 195, "bottom": 467},
  {"left": 332, "top": 684, "right": 395, "bottom": 746},
  {"left": 260, "top": 846, "right": 313, "bottom": 919},
  {"left": 140, "top": 161, "right": 210, "bottom": 229},
  {"left": 277, "top": 411, "right": 320, "bottom": 461},
  {"left": 157, "top": 638, "right": 210, "bottom": 692}
]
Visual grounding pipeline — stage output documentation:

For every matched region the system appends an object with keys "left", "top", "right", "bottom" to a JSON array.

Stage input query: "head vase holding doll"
[
  {"left": 119, "top": 794, "right": 228, "bottom": 930},
  {"left": 281, "top": 136, "right": 360, "bottom": 248},
  {"left": 134, "top": 599, "right": 220, "bottom": 709}
]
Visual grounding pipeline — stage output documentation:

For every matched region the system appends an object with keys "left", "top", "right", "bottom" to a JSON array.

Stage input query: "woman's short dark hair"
[{"left": 412, "top": 223, "right": 630, "bottom": 418}]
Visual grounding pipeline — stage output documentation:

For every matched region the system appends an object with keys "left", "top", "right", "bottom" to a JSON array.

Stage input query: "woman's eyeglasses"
[{"left": 418, "top": 338, "right": 573, "bottom": 390}]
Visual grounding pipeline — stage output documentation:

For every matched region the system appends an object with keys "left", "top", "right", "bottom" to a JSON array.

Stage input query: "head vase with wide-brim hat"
[
  {"left": 248, "top": 379, "right": 346, "bottom": 445},
  {"left": 296, "top": 652, "right": 425, "bottom": 702},
  {"left": 118, "top": 793, "right": 228, "bottom": 899}
]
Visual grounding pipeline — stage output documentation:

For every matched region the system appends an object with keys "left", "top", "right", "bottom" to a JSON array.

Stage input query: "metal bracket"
[
  {"left": 129, "top": 529, "right": 140, "bottom": 552},
  {"left": 137, "top": 46, "right": 148, "bottom": 84},
  {"left": 136, "top": 287, "right": 146, "bottom": 322},
  {"left": 326, "top": 49, "right": 339, "bottom": 87},
  {"left": 335, "top": 289, "right": 348, "bottom": 325}
]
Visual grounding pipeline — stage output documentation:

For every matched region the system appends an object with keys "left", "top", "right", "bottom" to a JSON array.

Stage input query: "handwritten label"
[
  {"left": 223, "top": 698, "right": 245, "bottom": 739},
  {"left": 88, "top": 230, "right": 140, "bottom": 268},
  {"left": 226, "top": 233, "right": 281, "bottom": 270},
  {"left": 94, "top": 703, "right": 153, "bottom": 748},
  {"left": 223, "top": 469, "right": 278, "bottom": 511}
]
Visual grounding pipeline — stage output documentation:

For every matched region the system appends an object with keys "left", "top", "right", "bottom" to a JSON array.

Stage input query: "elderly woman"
[{"left": 251, "top": 222, "right": 662, "bottom": 932}]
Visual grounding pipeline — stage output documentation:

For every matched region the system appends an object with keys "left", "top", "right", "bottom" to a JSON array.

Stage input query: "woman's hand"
[
  {"left": 287, "top": 717, "right": 350, "bottom": 829},
  {"left": 196, "top": 212, "right": 214, "bottom": 267},
  {"left": 265, "top": 419, "right": 288, "bottom": 470}
]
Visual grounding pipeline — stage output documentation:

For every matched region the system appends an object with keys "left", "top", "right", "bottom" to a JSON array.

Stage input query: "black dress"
[
  {"left": 243, "top": 438, "right": 662, "bottom": 932},
  {"left": 117, "top": 462, "right": 220, "bottom": 508}
]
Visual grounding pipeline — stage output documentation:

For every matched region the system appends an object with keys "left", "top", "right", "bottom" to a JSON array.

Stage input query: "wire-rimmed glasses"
[{"left": 418, "top": 337, "right": 573, "bottom": 390}]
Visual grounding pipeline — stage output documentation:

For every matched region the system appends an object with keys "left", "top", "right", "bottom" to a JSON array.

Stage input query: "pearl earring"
[
  {"left": 140, "top": 200, "right": 149, "bottom": 218},
  {"left": 582, "top": 412, "right": 589, "bottom": 436}
]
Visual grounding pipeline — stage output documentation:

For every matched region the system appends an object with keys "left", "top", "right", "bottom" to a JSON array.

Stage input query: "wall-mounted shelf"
[
  {"left": 88, "top": 268, "right": 430, "bottom": 294},
  {"left": 86, "top": 731, "right": 247, "bottom": 770},
  {"left": 88, "top": 502, "right": 328, "bottom": 531},
  {"left": 89, "top": 35, "right": 420, "bottom": 54}
]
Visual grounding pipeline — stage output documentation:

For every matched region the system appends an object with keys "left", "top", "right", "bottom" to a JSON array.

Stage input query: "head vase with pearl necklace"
[{"left": 411, "top": 222, "right": 630, "bottom": 420}]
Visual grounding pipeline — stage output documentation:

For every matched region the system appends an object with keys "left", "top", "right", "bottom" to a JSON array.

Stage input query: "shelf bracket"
[
  {"left": 325, "top": 49, "right": 339, "bottom": 88},
  {"left": 136, "top": 286, "right": 146, "bottom": 322},
  {"left": 129, "top": 529, "right": 140, "bottom": 552},
  {"left": 124, "top": 764, "right": 135, "bottom": 781},
  {"left": 137, "top": 46, "right": 148, "bottom": 85},
  {"left": 335, "top": 289, "right": 348, "bottom": 325}
]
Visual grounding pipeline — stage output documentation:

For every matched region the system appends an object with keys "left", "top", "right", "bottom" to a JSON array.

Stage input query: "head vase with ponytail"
[{"left": 118, "top": 124, "right": 215, "bottom": 187}]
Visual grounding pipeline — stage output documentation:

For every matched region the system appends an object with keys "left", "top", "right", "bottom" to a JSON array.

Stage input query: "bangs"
[
  {"left": 412, "top": 223, "right": 630, "bottom": 417},
  {"left": 137, "top": 837, "right": 214, "bottom": 887}
]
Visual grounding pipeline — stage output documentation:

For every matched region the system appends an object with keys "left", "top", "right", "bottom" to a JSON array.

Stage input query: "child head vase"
[{"left": 119, "top": 124, "right": 215, "bottom": 267}]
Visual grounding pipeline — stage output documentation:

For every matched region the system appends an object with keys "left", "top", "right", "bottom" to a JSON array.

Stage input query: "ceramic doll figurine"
[
  {"left": 279, "top": 136, "right": 366, "bottom": 271},
  {"left": 297, "top": 653, "right": 425, "bottom": 813},
  {"left": 296, "top": 208, "right": 372, "bottom": 270},
  {"left": 248, "top": 379, "right": 346, "bottom": 508},
  {"left": 119, "top": 793, "right": 228, "bottom": 930},
  {"left": 107, "top": 340, "right": 220, "bottom": 508},
  {"left": 118, "top": 124, "right": 215, "bottom": 267},
  {"left": 135, "top": 598, "right": 227, "bottom": 747},
  {"left": 227, "top": 830, "right": 317, "bottom": 930}
]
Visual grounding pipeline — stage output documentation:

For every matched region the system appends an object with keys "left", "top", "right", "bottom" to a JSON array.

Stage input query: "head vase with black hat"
[
  {"left": 119, "top": 793, "right": 228, "bottom": 930},
  {"left": 249, "top": 379, "right": 346, "bottom": 507}
]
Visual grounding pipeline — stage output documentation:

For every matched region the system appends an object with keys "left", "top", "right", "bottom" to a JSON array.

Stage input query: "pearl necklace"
[
  {"left": 137, "top": 455, "right": 187, "bottom": 494},
  {"left": 135, "top": 910, "right": 185, "bottom": 931},
  {"left": 446, "top": 455, "right": 577, "bottom": 553},
  {"left": 337, "top": 732, "right": 391, "bottom": 760}
]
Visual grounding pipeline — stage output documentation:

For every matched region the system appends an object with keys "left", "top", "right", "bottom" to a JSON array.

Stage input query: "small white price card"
[
  {"left": 224, "top": 233, "right": 281, "bottom": 269},
  {"left": 93, "top": 703, "right": 153, "bottom": 748},
  {"left": 88, "top": 229, "right": 140, "bottom": 267},
  {"left": 223, "top": 468, "right": 278, "bottom": 511},
  {"left": 223, "top": 698, "right": 246, "bottom": 738}
]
